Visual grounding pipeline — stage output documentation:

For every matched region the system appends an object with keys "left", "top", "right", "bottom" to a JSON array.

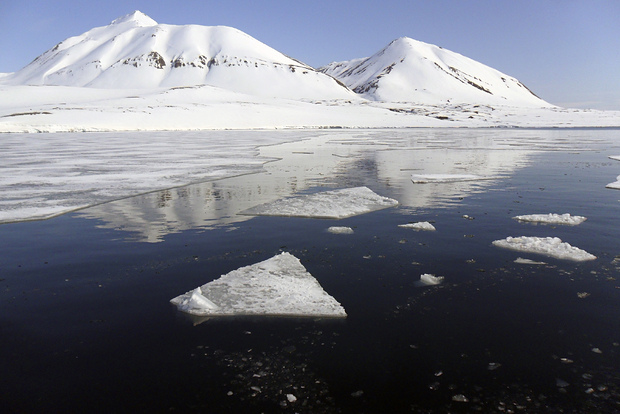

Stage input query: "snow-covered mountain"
[
  {"left": 3, "top": 11, "right": 355, "bottom": 100},
  {"left": 320, "top": 37, "right": 550, "bottom": 107}
]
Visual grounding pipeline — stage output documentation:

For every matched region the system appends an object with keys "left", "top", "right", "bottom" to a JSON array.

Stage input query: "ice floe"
[
  {"left": 327, "top": 226, "right": 354, "bottom": 234},
  {"left": 398, "top": 221, "right": 436, "bottom": 231},
  {"left": 240, "top": 186, "right": 398, "bottom": 219},
  {"left": 513, "top": 213, "right": 587, "bottom": 226},
  {"left": 415, "top": 273, "right": 444, "bottom": 286},
  {"left": 514, "top": 257, "right": 547, "bottom": 265},
  {"left": 492, "top": 236, "right": 596, "bottom": 262},
  {"left": 410, "top": 174, "right": 496, "bottom": 183},
  {"left": 170, "top": 252, "right": 347, "bottom": 317},
  {"left": 609, "top": 156, "right": 620, "bottom": 161},
  {"left": 606, "top": 176, "right": 620, "bottom": 190}
]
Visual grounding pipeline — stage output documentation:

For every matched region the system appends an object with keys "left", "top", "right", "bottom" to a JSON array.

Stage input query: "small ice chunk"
[
  {"left": 513, "top": 213, "right": 587, "bottom": 225},
  {"left": 170, "top": 252, "right": 347, "bottom": 318},
  {"left": 411, "top": 174, "right": 496, "bottom": 184},
  {"left": 609, "top": 155, "right": 620, "bottom": 161},
  {"left": 416, "top": 273, "right": 444, "bottom": 286},
  {"left": 492, "top": 236, "right": 596, "bottom": 262},
  {"left": 240, "top": 187, "right": 398, "bottom": 219},
  {"left": 398, "top": 221, "right": 436, "bottom": 231},
  {"left": 327, "top": 226, "right": 354, "bottom": 234},
  {"left": 514, "top": 257, "right": 547, "bottom": 265},
  {"left": 452, "top": 394, "right": 469, "bottom": 402},
  {"left": 286, "top": 394, "right": 297, "bottom": 403}
]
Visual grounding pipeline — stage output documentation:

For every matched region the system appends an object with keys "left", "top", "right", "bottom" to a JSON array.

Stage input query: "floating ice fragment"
[
  {"left": 416, "top": 273, "right": 444, "bottom": 286},
  {"left": 514, "top": 257, "right": 547, "bottom": 265},
  {"left": 327, "top": 226, "right": 354, "bottom": 234},
  {"left": 492, "top": 236, "right": 596, "bottom": 262},
  {"left": 286, "top": 394, "right": 297, "bottom": 403},
  {"left": 240, "top": 186, "right": 398, "bottom": 219},
  {"left": 170, "top": 252, "right": 347, "bottom": 318},
  {"left": 592, "top": 347, "right": 602, "bottom": 354},
  {"left": 411, "top": 174, "right": 496, "bottom": 184},
  {"left": 398, "top": 221, "right": 436, "bottom": 231},
  {"left": 452, "top": 394, "right": 469, "bottom": 402},
  {"left": 513, "top": 213, "right": 587, "bottom": 225},
  {"left": 606, "top": 176, "right": 620, "bottom": 190},
  {"left": 609, "top": 155, "right": 620, "bottom": 161}
]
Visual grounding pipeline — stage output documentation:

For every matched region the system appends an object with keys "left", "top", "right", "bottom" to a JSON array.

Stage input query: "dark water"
[{"left": 1, "top": 130, "right": 619, "bottom": 413}]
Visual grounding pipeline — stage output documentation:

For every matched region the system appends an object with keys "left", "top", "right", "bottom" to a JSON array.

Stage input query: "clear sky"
[{"left": 1, "top": 0, "right": 618, "bottom": 110}]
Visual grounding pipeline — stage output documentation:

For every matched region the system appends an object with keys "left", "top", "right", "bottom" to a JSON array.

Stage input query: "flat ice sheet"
[
  {"left": 170, "top": 252, "right": 347, "bottom": 317},
  {"left": 513, "top": 213, "right": 587, "bottom": 225},
  {"left": 410, "top": 174, "right": 497, "bottom": 183},
  {"left": 492, "top": 236, "right": 596, "bottom": 262},
  {"left": 240, "top": 186, "right": 398, "bottom": 219},
  {"left": 398, "top": 221, "right": 436, "bottom": 231}
]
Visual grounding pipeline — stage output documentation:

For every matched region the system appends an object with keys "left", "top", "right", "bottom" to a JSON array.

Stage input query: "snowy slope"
[
  {"left": 3, "top": 11, "right": 355, "bottom": 100},
  {"left": 320, "top": 37, "right": 550, "bottom": 107}
]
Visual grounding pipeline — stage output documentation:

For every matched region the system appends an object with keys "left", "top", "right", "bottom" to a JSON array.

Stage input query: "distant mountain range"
[{"left": 3, "top": 11, "right": 549, "bottom": 107}]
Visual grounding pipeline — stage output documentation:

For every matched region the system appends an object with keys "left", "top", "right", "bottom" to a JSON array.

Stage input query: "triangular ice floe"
[{"left": 170, "top": 252, "right": 347, "bottom": 318}]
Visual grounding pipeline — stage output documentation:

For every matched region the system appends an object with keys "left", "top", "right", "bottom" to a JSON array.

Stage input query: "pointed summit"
[
  {"left": 320, "top": 37, "right": 549, "bottom": 107},
  {"left": 110, "top": 10, "right": 157, "bottom": 27}
]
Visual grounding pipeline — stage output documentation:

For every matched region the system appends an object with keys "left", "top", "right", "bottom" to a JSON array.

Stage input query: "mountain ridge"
[
  {"left": 3, "top": 11, "right": 548, "bottom": 106},
  {"left": 319, "top": 37, "right": 549, "bottom": 107}
]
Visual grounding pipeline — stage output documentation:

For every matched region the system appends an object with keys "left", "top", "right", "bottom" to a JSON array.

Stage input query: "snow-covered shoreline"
[{"left": 1, "top": 84, "right": 619, "bottom": 133}]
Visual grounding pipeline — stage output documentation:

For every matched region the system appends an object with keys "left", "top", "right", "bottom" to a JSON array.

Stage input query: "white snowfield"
[
  {"left": 240, "top": 187, "right": 398, "bottom": 219},
  {"left": 513, "top": 213, "right": 587, "bottom": 226},
  {"left": 170, "top": 252, "right": 347, "bottom": 318},
  {"left": 410, "top": 174, "right": 497, "bottom": 184},
  {"left": 492, "top": 236, "right": 596, "bottom": 262},
  {"left": 398, "top": 222, "right": 436, "bottom": 231}
]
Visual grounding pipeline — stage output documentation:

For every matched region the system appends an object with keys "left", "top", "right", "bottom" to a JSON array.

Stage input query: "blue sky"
[{"left": 1, "top": 0, "right": 618, "bottom": 110}]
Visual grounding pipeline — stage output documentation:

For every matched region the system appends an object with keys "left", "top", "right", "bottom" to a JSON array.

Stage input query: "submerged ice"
[
  {"left": 492, "top": 236, "right": 596, "bottom": 262},
  {"left": 240, "top": 186, "right": 398, "bottom": 219},
  {"left": 170, "top": 252, "right": 347, "bottom": 317},
  {"left": 513, "top": 213, "right": 587, "bottom": 225}
]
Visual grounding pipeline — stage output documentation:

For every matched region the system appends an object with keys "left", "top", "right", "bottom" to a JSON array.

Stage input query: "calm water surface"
[{"left": 1, "top": 129, "right": 619, "bottom": 413}]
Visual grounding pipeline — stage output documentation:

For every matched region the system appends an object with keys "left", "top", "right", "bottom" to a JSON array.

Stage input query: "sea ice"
[
  {"left": 170, "top": 252, "right": 347, "bottom": 317},
  {"left": 512, "top": 213, "right": 587, "bottom": 225},
  {"left": 514, "top": 257, "right": 547, "bottom": 265},
  {"left": 609, "top": 156, "right": 620, "bottom": 161},
  {"left": 416, "top": 273, "right": 444, "bottom": 286},
  {"left": 240, "top": 186, "right": 398, "bottom": 219},
  {"left": 327, "top": 226, "right": 354, "bottom": 234},
  {"left": 410, "top": 174, "right": 496, "bottom": 183},
  {"left": 398, "top": 221, "right": 436, "bottom": 231},
  {"left": 606, "top": 175, "right": 620, "bottom": 190},
  {"left": 492, "top": 236, "right": 596, "bottom": 262}
]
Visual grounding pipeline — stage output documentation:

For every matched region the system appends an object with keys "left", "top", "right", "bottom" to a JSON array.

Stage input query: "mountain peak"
[{"left": 110, "top": 10, "right": 157, "bottom": 27}]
